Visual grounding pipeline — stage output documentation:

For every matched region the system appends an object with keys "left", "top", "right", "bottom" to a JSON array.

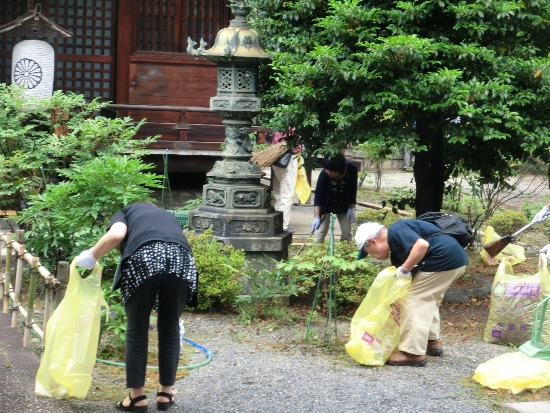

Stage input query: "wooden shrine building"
[{"left": 0, "top": 0, "right": 235, "bottom": 173}]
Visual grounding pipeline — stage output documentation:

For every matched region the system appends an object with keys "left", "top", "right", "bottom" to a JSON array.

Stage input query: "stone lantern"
[{"left": 187, "top": 0, "right": 292, "bottom": 261}]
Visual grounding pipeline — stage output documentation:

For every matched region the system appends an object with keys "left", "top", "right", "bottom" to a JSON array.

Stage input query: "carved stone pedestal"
[
  {"left": 189, "top": 183, "right": 292, "bottom": 262},
  {"left": 189, "top": 206, "right": 292, "bottom": 262},
  {"left": 188, "top": 128, "right": 292, "bottom": 263}
]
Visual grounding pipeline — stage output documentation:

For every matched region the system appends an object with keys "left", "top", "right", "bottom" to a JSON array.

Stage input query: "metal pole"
[{"left": 324, "top": 214, "right": 337, "bottom": 344}]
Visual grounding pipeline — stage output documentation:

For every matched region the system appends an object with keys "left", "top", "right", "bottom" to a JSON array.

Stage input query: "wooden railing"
[{"left": 0, "top": 230, "right": 68, "bottom": 348}]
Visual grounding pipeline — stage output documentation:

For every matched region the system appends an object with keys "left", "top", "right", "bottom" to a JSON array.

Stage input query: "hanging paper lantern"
[{"left": 11, "top": 39, "right": 54, "bottom": 100}]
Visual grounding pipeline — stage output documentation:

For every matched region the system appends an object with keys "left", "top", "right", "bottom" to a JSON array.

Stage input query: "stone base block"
[{"left": 189, "top": 207, "right": 285, "bottom": 237}]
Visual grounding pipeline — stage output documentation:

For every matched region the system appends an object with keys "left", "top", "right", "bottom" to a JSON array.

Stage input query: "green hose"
[{"left": 27, "top": 311, "right": 213, "bottom": 370}]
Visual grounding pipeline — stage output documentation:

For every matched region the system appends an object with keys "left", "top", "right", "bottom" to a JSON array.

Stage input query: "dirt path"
[{"left": 358, "top": 169, "right": 549, "bottom": 210}]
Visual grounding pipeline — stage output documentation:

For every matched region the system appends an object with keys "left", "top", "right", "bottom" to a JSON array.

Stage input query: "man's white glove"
[
  {"left": 531, "top": 206, "right": 550, "bottom": 223},
  {"left": 311, "top": 217, "right": 321, "bottom": 232},
  {"left": 75, "top": 249, "right": 96, "bottom": 270},
  {"left": 396, "top": 266, "right": 412, "bottom": 279},
  {"left": 540, "top": 244, "right": 550, "bottom": 263},
  {"left": 347, "top": 208, "right": 356, "bottom": 223}
]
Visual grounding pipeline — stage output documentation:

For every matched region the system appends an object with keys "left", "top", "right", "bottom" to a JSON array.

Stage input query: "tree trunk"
[{"left": 413, "top": 116, "right": 446, "bottom": 216}]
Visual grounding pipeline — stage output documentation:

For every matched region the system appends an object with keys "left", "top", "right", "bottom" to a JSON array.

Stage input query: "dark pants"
[{"left": 124, "top": 273, "right": 190, "bottom": 388}]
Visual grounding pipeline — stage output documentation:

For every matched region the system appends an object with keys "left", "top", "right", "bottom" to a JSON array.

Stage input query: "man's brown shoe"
[
  {"left": 386, "top": 350, "right": 427, "bottom": 367},
  {"left": 427, "top": 339, "right": 443, "bottom": 356}
]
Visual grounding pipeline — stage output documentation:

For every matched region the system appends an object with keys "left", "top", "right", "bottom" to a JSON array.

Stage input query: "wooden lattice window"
[
  {"left": 49, "top": 0, "right": 116, "bottom": 101},
  {"left": 0, "top": 1, "right": 115, "bottom": 101},
  {"left": 138, "top": 0, "right": 231, "bottom": 52},
  {"left": 0, "top": 1, "right": 26, "bottom": 85}
]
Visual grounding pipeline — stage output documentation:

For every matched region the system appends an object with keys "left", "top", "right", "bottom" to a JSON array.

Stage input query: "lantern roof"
[
  {"left": 200, "top": 0, "right": 271, "bottom": 63},
  {"left": 0, "top": 4, "right": 72, "bottom": 39}
]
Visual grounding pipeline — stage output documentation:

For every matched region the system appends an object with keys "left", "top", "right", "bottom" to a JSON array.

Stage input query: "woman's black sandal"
[
  {"left": 115, "top": 393, "right": 148, "bottom": 412},
  {"left": 156, "top": 391, "right": 175, "bottom": 411}
]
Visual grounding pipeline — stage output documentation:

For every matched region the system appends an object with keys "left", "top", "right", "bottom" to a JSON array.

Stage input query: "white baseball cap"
[{"left": 355, "top": 223, "right": 384, "bottom": 259}]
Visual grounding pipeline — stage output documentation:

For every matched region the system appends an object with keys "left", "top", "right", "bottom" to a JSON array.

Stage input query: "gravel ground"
[
  {"left": 62, "top": 312, "right": 513, "bottom": 413},
  {"left": 170, "top": 314, "right": 511, "bottom": 413}
]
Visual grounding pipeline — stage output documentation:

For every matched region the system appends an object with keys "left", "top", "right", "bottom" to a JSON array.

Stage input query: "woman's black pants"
[{"left": 124, "top": 273, "right": 189, "bottom": 388}]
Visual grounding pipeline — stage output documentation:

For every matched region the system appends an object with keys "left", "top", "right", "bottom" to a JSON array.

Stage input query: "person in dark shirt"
[
  {"left": 76, "top": 202, "right": 198, "bottom": 412},
  {"left": 356, "top": 219, "right": 468, "bottom": 367},
  {"left": 311, "top": 152, "right": 358, "bottom": 242}
]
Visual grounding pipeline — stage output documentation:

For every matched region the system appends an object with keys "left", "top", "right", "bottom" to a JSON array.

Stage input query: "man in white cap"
[{"left": 355, "top": 219, "right": 468, "bottom": 366}]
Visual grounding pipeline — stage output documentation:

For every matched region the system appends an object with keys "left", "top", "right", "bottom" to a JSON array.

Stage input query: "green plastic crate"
[
  {"left": 166, "top": 210, "right": 189, "bottom": 228},
  {"left": 519, "top": 295, "right": 550, "bottom": 361}
]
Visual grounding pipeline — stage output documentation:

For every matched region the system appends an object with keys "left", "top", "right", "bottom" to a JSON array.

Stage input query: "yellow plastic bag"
[
  {"left": 294, "top": 152, "right": 311, "bottom": 205},
  {"left": 480, "top": 226, "right": 526, "bottom": 265},
  {"left": 483, "top": 253, "right": 550, "bottom": 345},
  {"left": 345, "top": 266, "right": 411, "bottom": 366},
  {"left": 35, "top": 260, "right": 105, "bottom": 399},
  {"left": 473, "top": 351, "right": 550, "bottom": 394}
]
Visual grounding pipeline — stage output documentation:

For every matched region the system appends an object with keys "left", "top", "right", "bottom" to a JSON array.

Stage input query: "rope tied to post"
[{"left": 24, "top": 321, "right": 37, "bottom": 330}]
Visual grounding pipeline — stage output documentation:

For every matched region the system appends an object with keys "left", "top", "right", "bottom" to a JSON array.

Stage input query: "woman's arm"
[{"left": 89, "top": 222, "right": 128, "bottom": 260}]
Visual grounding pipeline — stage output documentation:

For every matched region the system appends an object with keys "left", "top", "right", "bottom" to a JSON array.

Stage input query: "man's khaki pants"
[{"left": 397, "top": 265, "right": 466, "bottom": 355}]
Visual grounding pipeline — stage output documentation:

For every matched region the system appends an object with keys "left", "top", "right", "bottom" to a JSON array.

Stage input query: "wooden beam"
[{"left": 115, "top": 0, "right": 134, "bottom": 103}]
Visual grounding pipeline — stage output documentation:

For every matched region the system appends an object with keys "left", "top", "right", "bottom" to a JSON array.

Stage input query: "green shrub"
[
  {"left": 0, "top": 86, "right": 156, "bottom": 211},
  {"left": 280, "top": 241, "right": 382, "bottom": 314},
  {"left": 355, "top": 208, "right": 400, "bottom": 226},
  {"left": 98, "top": 286, "right": 127, "bottom": 359},
  {"left": 17, "top": 155, "right": 162, "bottom": 269},
  {"left": 487, "top": 209, "right": 529, "bottom": 235},
  {"left": 186, "top": 229, "right": 245, "bottom": 311},
  {"left": 236, "top": 257, "right": 309, "bottom": 323}
]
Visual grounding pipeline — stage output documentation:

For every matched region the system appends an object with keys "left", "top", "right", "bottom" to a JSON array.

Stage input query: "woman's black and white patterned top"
[
  {"left": 107, "top": 203, "right": 199, "bottom": 306},
  {"left": 120, "top": 241, "right": 198, "bottom": 304}
]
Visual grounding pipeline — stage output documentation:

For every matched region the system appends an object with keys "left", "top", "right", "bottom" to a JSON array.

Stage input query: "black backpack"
[{"left": 416, "top": 212, "right": 473, "bottom": 248}]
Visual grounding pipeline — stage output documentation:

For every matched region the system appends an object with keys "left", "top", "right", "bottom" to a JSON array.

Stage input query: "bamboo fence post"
[
  {"left": 23, "top": 257, "right": 39, "bottom": 347},
  {"left": 55, "top": 261, "right": 69, "bottom": 306},
  {"left": 2, "top": 233, "right": 12, "bottom": 314},
  {"left": 43, "top": 278, "right": 54, "bottom": 347},
  {"left": 0, "top": 237, "right": 4, "bottom": 310},
  {"left": 11, "top": 230, "right": 25, "bottom": 328}
]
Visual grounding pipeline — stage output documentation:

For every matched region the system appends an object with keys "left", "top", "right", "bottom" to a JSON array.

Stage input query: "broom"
[
  {"left": 482, "top": 221, "right": 539, "bottom": 257},
  {"left": 296, "top": 216, "right": 324, "bottom": 256},
  {"left": 296, "top": 230, "right": 315, "bottom": 255}
]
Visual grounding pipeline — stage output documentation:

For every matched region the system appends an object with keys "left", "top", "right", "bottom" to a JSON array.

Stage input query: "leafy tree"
[{"left": 249, "top": 0, "right": 550, "bottom": 215}]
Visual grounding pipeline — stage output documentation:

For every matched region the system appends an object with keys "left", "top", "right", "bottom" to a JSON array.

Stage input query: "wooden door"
[{"left": 115, "top": 0, "right": 231, "bottom": 150}]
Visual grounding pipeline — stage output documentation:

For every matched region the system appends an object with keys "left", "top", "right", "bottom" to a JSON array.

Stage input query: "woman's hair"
[{"left": 321, "top": 152, "right": 347, "bottom": 174}]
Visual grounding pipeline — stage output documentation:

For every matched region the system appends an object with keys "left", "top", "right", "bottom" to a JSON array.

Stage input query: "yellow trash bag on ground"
[
  {"left": 483, "top": 253, "right": 550, "bottom": 346},
  {"left": 36, "top": 261, "right": 105, "bottom": 399},
  {"left": 294, "top": 152, "right": 311, "bottom": 205},
  {"left": 345, "top": 266, "right": 410, "bottom": 366},
  {"left": 480, "top": 226, "right": 526, "bottom": 265},
  {"left": 473, "top": 351, "right": 550, "bottom": 394}
]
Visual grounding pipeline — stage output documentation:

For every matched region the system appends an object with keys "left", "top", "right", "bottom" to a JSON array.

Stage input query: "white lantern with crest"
[
  {"left": 0, "top": 4, "right": 72, "bottom": 101},
  {"left": 12, "top": 39, "right": 54, "bottom": 100}
]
